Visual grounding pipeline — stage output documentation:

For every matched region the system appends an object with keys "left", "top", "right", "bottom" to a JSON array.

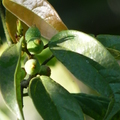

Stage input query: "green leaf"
[
  {"left": 96, "top": 35, "right": 120, "bottom": 60},
  {"left": 0, "top": 39, "right": 24, "bottom": 120},
  {"left": 14, "top": 37, "right": 25, "bottom": 120},
  {"left": 29, "top": 76, "right": 84, "bottom": 120},
  {"left": 48, "top": 30, "right": 116, "bottom": 97},
  {"left": 104, "top": 83, "right": 120, "bottom": 120},
  {"left": 48, "top": 30, "right": 120, "bottom": 119},
  {"left": 72, "top": 93, "right": 110, "bottom": 120},
  {"left": 3, "top": 0, "right": 67, "bottom": 39},
  {"left": 49, "top": 30, "right": 120, "bottom": 71}
]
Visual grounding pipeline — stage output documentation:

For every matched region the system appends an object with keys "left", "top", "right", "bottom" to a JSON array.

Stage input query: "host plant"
[{"left": 0, "top": 0, "right": 120, "bottom": 120}]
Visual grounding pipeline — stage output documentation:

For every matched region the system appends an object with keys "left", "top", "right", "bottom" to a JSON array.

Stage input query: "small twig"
[
  {"left": 22, "top": 41, "right": 33, "bottom": 59},
  {"left": 23, "top": 93, "right": 29, "bottom": 97},
  {"left": 20, "top": 75, "right": 33, "bottom": 107},
  {"left": 25, "top": 47, "right": 33, "bottom": 59},
  {"left": 21, "top": 85, "right": 24, "bottom": 107},
  {"left": 21, "top": 75, "right": 32, "bottom": 88},
  {"left": 44, "top": 44, "right": 48, "bottom": 49},
  {"left": 42, "top": 54, "right": 54, "bottom": 65},
  {"left": 0, "top": 37, "right": 3, "bottom": 45},
  {"left": 0, "top": 2, "right": 12, "bottom": 46}
]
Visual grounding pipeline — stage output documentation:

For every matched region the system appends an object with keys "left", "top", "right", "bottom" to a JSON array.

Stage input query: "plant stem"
[
  {"left": 0, "top": 2, "right": 12, "bottom": 46},
  {"left": 42, "top": 54, "right": 54, "bottom": 65},
  {"left": 44, "top": 43, "right": 48, "bottom": 49},
  {"left": 23, "top": 93, "right": 28, "bottom": 97},
  {"left": 21, "top": 75, "right": 33, "bottom": 88},
  {"left": 0, "top": 37, "right": 3, "bottom": 45},
  {"left": 20, "top": 75, "right": 33, "bottom": 107}
]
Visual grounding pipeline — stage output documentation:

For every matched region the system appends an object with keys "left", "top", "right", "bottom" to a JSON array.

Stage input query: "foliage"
[{"left": 0, "top": 0, "right": 120, "bottom": 120}]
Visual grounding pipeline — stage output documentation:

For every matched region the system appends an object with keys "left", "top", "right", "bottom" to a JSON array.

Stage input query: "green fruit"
[
  {"left": 24, "top": 59, "right": 40, "bottom": 75},
  {"left": 27, "top": 38, "right": 44, "bottom": 55},
  {"left": 39, "top": 65, "right": 51, "bottom": 76},
  {"left": 25, "top": 26, "right": 41, "bottom": 42}
]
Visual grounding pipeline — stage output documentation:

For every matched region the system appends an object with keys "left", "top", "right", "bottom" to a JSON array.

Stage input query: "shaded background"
[{"left": 49, "top": 0, "right": 120, "bottom": 35}]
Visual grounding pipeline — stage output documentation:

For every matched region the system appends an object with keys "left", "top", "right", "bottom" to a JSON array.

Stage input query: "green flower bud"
[
  {"left": 39, "top": 65, "right": 51, "bottom": 77},
  {"left": 27, "top": 38, "right": 44, "bottom": 55},
  {"left": 24, "top": 59, "right": 40, "bottom": 75},
  {"left": 16, "top": 19, "right": 23, "bottom": 36},
  {"left": 25, "top": 26, "right": 41, "bottom": 42}
]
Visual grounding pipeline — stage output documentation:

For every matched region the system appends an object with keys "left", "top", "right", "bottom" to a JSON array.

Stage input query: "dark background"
[
  {"left": 1, "top": 0, "right": 120, "bottom": 40},
  {"left": 49, "top": 0, "right": 120, "bottom": 35}
]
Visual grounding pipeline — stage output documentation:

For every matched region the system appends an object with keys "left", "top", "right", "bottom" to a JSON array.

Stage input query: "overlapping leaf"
[
  {"left": 3, "top": 0, "right": 67, "bottom": 40},
  {"left": 0, "top": 38, "right": 24, "bottom": 120},
  {"left": 48, "top": 30, "right": 120, "bottom": 119},
  {"left": 72, "top": 93, "right": 110, "bottom": 120},
  {"left": 29, "top": 76, "right": 84, "bottom": 120},
  {"left": 96, "top": 35, "right": 120, "bottom": 60}
]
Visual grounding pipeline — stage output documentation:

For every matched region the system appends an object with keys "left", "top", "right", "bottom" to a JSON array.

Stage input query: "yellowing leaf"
[{"left": 3, "top": 0, "right": 67, "bottom": 39}]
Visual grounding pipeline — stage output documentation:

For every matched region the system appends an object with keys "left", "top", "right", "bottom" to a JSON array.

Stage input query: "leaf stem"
[
  {"left": 21, "top": 75, "right": 33, "bottom": 88},
  {"left": 23, "top": 93, "right": 28, "bottom": 97},
  {"left": 42, "top": 54, "right": 54, "bottom": 65},
  {"left": 20, "top": 75, "right": 33, "bottom": 107},
  {"left": 0, "top": 2, "right": 12, "bottom": 46},
  {"left": 44, "top": 43, "right": 48, "bottom": 49}
]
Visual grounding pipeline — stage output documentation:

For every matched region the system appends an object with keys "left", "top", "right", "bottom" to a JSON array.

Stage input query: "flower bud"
[
  {"left": 27, "top": 38, "right": 44, "bottom": 55},
  {"left": 24, "top": 59, "right": 40, "bottom": 75},
  {"left": 25, "top": 26, "right": 41, "bottom": 42}
]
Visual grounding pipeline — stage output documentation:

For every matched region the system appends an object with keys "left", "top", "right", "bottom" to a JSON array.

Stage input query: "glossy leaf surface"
[
  {"left": 96, "top": 35, "right": 120, "bottom": 59},
  {"left": 49, "top": 30, "right": 120, "bottom": 71},
  {"left": 48, "top": 30, "right": 120, "bottom": 119},
  {"left": 72, "top": 93, "right": 110, "bottom": 120},
  {"left": 29, "top": 76, "right": 84, "bottom": 120},
  {"left": 0, "top": 39, "right": 24, "bottom": 119},
  {"left": 3, "top": 0, "right": 67, "bottom": 39}
]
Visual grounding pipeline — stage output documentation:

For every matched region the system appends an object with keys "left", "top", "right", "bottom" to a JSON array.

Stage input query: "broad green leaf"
[
  {"left": 0, "top": 39, "right": 24, "bottom": 120},
  {"left": 72, "top": 93, "right": 110, "bottom": 120},
  {"left": 96, "top": 35, "right": 120, "bottom": 60},
  {"left": 49, "top": 30, "right": 120, "bottom": 71},
  {"left": 99, "top": 70, "right": 120, "bottom": 119},
  {"left": 29, "top": 76, "right": 84, "bottom": 120},
  {"left": 3, "top": 0, "right": 67, "bottom": 40},
  {"left": 48, "top": 30, "right": 120, "bottom": 119},
  {"left": 48, "top": 50, "right": 113, "bottom": 97},
  {"left": 48, "top": 30, "right": 120, "bottom": 96}
]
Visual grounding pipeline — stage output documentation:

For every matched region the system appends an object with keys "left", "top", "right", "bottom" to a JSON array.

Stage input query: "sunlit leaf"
[
  {"left": 48, "top": 30, "right": 120, "bottom": 119},
  {"left": 48, "top": 30, "right": 120, "bottom": 96},
  {"left": 0, "top": 39, "right": 24, "bottom": 120},
  {"left": 29, "top": 76, "right": 84, "bottom": 120},
  {"left": 49, "top": 30, "right": 120, "bottom": 71},
  {"left": 3, "top": 0, "right": 67, "bottom": 39}
]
